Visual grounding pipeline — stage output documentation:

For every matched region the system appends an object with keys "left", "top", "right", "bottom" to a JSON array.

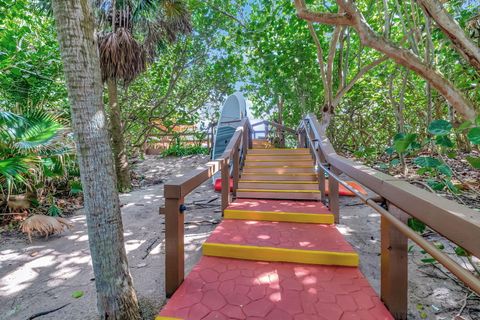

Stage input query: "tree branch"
[
  {"left": 294, "top": 0, "right": 352, "bottom": 26},
  {"left": 418, "top": 0, "right": 480, "bottom": 72}
]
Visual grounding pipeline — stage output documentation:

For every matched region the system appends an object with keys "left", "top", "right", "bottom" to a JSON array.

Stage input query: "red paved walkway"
[{"left": 158, "top": 256, "right": 394, "bottom": 320}]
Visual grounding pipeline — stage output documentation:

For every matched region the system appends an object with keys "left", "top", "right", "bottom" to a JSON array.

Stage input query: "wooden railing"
[
  {"left": 251, "top": 120, "right": 297, "bottom": 147},
  {"left": 298, "top": 113, "right": 480, "bottom": 319},
  {"left": 162, "top": 118, "right": 252, "bottom": 296}
]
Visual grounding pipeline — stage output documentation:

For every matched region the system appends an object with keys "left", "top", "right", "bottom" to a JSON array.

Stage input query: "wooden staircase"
[
  {"left": 157, "top": 139, "right": 394, "bottom": 320},
  {"left": 237, "top": 140, "right": 321, "bottom": 200}
]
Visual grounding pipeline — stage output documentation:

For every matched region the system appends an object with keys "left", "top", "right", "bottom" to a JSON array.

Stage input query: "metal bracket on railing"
[{"left": 179, "top": 204, "right": 187, "bottom": 213}]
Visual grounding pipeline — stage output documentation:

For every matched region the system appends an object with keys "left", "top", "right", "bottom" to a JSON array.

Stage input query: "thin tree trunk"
[
  {"left": 277, "top": 96, "right": 285, "bottom": 147},
  {"left": 50, "top": 1, "right": 141, "bottom": 319},
  {"left": 424, "top": 14, "right": 434, "bottom": 129},
  {"left": 107, "top": 79, "right": 132, "bottom": 192}
]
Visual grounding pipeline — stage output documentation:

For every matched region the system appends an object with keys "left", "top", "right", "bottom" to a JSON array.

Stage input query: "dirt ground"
[{"left": 0, "top": 155, "right": 479, "bottom": 320}]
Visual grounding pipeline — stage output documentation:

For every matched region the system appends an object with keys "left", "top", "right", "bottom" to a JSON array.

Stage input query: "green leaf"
[
  {"left": 436, "top": 164, "right": 452, "bottom": 177},
  {"left": 457, "top": 120, "right": 472, "bottom": 131},
  {"left": 417, "top": 168, "right": 432, "bottom": 175},
  {"left": 445, "top": 180, "right": 460, "bottom": 194},
  {"left": 426, "top": 179, "right": 445, "bottom": 191},
  {"left": 408, "top": 218, "right": 426, "bottom": 233},
  {"left": 72, "top": 290, "right": 84, "bottom": 298},
  {"left": 393, "top": 133, "right": 417, "bottom": 153},
  {"left": 390, "top": 159, "right": 400, "bottom": 166},
  {"left": 467, "top": 127, "right": 480, "bottom": 145},
  {"left": 414, "top": 156, "right": 441, "bottom": 168},
  {"left": 476, "top": 115, "right": 480, "bottom": 126},
  {"left": 421, "top": 258, "right": 436, "bottom": 264},
  {"left": 385, "top": 147, "right": 395, "bottom": 155},
  {"left": 434, "top": 242, "right": 444, "bottom": 250},
  {"left": 435, "top": 135, "right": 454, "bottom": 148},
  {"left": 428, "top": 120, "right": 452, "bottom": 136},
  {"left": 466, "top": 156, "right": 480, "bottom": 169},
  {"left": 69, "top": 180, "right": 83, "bottom": 195},
  {"left": 408, "top": 245, "right": 414, "bottom": 253},
  {"left": 47, "top": 205, "right": 62, "bottom": 217},
  {"left": 454, "top": 246, "right": 469, "bottom": 257},
  {"left": 446, "top": 151, "right": 457, "bottom": 159}
]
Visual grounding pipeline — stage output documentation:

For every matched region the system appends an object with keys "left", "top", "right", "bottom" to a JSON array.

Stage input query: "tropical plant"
[{"left": 0, "top": 109, "right": 73, "bottom": 197}]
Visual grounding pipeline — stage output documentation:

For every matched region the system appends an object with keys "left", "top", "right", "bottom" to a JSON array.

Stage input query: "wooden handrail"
[
  {"left": 299, "top": 113, "right": 480, "bottom": 318},
  {"left": 163, "top": 118, "right": 251, "bottom": 296}
]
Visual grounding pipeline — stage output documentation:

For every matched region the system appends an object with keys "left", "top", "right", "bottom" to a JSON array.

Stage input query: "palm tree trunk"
[
  {"left": 50, "top": 1, "right": 141, "bottom": 319},
  {"left": 107, "top": 79, "right": 132, "bottom": 192}
]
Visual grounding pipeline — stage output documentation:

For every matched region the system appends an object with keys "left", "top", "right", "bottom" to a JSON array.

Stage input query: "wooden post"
[
  {"left": 242, "top": 126, "right": 248, "bottom": 167},
  {"left": 328, "top": 166, "right": 340, "bottom": 223},
  {"left": 298, "top": 130, "right": 306, "bottom": 148},
  {"left": 165, "top": 193, "right": 185, "bottom": 297},
  {"left": 248, "top": 127, "right": 253, "bottom": 149},
  {"left": 317, "top": 145, "right": 327, "bottom": 203},
  {"left": 232, "top": 148, "right": 239, "bottom": 197},
  {"left": 221, "top": 158, "right": 230, "bottom": 213},
  {"left": 381, "top": 203, "right": 408, "bottom": 319}
]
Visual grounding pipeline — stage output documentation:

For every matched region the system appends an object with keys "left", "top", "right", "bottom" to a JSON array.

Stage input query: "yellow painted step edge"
[
  {"left": 240, "top": 180, "right": 318, "bottom": 184},
  {"left": 241, "top": 173, "right": 316, "bottom": 176},
  {"left": 244, "top": 165, "right": 314, "bottom": 168},
  {"left": 203, "top": 243, "right": 359, "bottom": 267},
  {"left": 249, "top": 148, "right": 309, "bottom": 150},
  {"left": 246, "top": 160, "right": 312, "bottom": 162},
  {"left": 247, "top": 153, "right": 311, "bottom": 156},
  {"left": 237, "top": 189, "right": 320, "bottom": 193},
  {"left": 224, "top": 209, "right": 334, "bottom": 224}
]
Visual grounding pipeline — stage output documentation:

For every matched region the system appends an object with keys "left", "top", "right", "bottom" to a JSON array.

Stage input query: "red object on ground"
[
  {"left": 326, "top": 180, "right": 368, "bottom": 196},
  {"left": 227, "top": 198, "right": 330, "bottom": 214},
  {"left": 206, "top": 220, "right": 355, "bottom": 253},
  {"left": 214, "top": 178, "right": 233, "bottom": 192},
  {"left": 158, "top": 256, "right": 394, "bottom": 320}
]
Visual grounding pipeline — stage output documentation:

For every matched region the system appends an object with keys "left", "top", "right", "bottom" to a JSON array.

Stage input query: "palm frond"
[
  {"left": 99, "top": 28, "right": 147, "bottom": 84},
  {"left": 143, "top": 0, "right": 192, "bottom": 58},
  {"left": 14, "top": 110, "right": 63, "bottom": 151},
  {"left": 0, "top": 156, "right": 34, "bottom": 184}
]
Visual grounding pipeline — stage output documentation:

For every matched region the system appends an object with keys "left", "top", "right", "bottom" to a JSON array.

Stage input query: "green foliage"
[
  {"left": 454, "top": 246, "right": 469, "bottom": 257},
  {"left": 466, "top": 156, "right": 480, "bottom": 169},
  {"left": 47, "top": 204, "right": 62, "bottom": 217},
  {"left": 467, "top": 127, "right": 480, "bottom": 145},
  {"left": 393, "top": 133, "right": 418, "bottom": 153},
  {"left": 71, "top": 290, "right": 84, "bottom": 299},
  {"left": 161, "top": 145, "right": 209, "bottom": 157},
  {"left": 0, "top": 109, "right": 76, "bottom": 195},
  {"left": 428, "top": 120, "right": 452, "bottom": 136},
  {"left": 408, "top": 218, "right": 426, "bottom": 233},
  {"left": 414, "top": 156, "right": 442, "bottom": 168}
]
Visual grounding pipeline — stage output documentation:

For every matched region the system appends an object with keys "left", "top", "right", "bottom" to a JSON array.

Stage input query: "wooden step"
[
  {"left": 225, "top": 199, "right": 333, "bottom": 224},
  {"left": 236, "top": 189, "right": 322, "bottom": 200},
  {"left": 239, "top": 180, "right": 319, "bottom": 190},
  {"left": 248, "top": 148, "right": 310, "bottom": 154},
  {"left": 241, "top": 173, "right": 318, "bottom": 181},
  {"left": 243, "top": 166, "right": 315, "bottom": 174},
  {"left": 245, "top": 159, "right": 313, "bottom": 166},
  {"left": 247, "top": 154, "right": 312, "bottom": 161},
  {"left": 203, "top": 220, "right": 358, "bottom": 266}
]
